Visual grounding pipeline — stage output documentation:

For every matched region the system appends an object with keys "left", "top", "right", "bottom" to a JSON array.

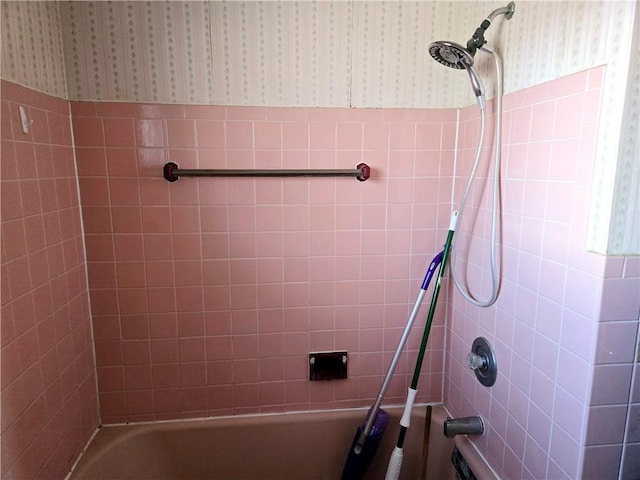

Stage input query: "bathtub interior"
[{"left": 68, "top": 404, "right": 493, "bottom": 480}]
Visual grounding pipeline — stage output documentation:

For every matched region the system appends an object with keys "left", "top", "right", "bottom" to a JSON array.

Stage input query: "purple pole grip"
[{"left": 421, "top": 250, "right": 444, "bottom": 290}]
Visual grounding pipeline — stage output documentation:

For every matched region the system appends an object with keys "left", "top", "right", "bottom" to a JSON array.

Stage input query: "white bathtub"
[{"left": 68, "top": 404, "right": 497, "bottom": 480}]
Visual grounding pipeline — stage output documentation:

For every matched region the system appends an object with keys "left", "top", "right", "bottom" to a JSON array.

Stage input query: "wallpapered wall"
[
  {"left": 1, "top": 1, "right": 634, "bottom": 109},
  {"left": 13, "top": 2, "right": 637, "bottom": 108},
  {"left": 609, "top": 3, "right": 640, "bottom": 254},
  {"left": 1, "top": 1, "right": 637, "bottom": 255},
  {"left": 0, "top": 1, "right": 67, "bottom": 99}
]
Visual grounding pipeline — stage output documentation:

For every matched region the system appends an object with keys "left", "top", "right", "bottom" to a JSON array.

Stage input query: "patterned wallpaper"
[
  {"left": 53, "top": 0, "right": 467, "bottom": 108},
  {"left": 608, "top": 3, "right": 640, "bottom": 254},
  {"left": 58, "top": 1, "right": 214, "bottom": 104},
  {"left": 53, "top": 1, "right": 637, "bottom": 110},
  {"left": 2, "top": 2, "right": 636, "bottom": 109},
  {"left": 0, "top": 1, "right": 67, "bottom": 99},
  {"left": 209, "top": 1, "right": 355, "bottom": 107},
  {"left": 0, "top": 1, "right": 637, "bottom": 253}
]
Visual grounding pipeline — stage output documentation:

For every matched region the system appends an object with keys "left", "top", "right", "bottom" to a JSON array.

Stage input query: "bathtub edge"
[
  {"left": 454, "top": 433, "right": 500, "bottom": 480},
  {"left": 69, "top": 403, "right": 497, "bottom": 480}
]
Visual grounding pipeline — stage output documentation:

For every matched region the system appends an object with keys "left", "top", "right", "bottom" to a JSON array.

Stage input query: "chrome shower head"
[
  {"left": 427, "top": 0, "right": 515, "bottom": 109},
  {"left": 428, "top": 41, "right": 474, "bottom": 70},
  {"left": 429, "top": 41, "right": 486, "bottom": 108}
]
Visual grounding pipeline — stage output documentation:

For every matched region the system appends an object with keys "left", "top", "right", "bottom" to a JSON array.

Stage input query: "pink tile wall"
[
  {"left": 442, "top": 67, "right": 636, "bottom": 480},
  {"left": 584, "top": 255, "right": 640, "bottom": 480},
  {"left": 0, "top": 81, "right": 98, "bottom": 479},
  {"left": 71, "top": 102, "right": 457, "bottom": 422},
  {"left": 5, "top": 65, "right": 633, "bottom": 478}
]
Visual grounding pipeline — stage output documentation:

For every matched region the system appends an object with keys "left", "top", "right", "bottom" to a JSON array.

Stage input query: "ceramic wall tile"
[
  {"left": 0, "top": 80, "right": 97, "bottom": 479},
  {"left": 72, "top": 102, "right": 450, "bottom": 422},
  {"left": 443, "top": 67, "right": 619, "bottom": 480}
]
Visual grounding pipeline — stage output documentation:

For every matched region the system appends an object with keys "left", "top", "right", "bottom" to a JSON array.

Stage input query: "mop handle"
[
  {"left": 385, "top": 211, "right": 458, "bottom": 480},
  {"left": 410, "top": 212, "right": 457, "bottom": 388},
  {"left": 359, "top": 250, "right": 444, "bottom": 440}
]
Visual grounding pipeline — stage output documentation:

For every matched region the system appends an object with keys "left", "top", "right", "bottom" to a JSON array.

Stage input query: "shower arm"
[
  {"left": 487, "top": 1, "right": 516, "bottom": 22},
  {"left": 467, "top": 2, "right": 515, "bottom": 55}
]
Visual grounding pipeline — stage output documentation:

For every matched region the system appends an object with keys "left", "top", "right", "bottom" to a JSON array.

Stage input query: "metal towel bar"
[{"left": 163, "top": 162, "right": 370, "bottom": 182}]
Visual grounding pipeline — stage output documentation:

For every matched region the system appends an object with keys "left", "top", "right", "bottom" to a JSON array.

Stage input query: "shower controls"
[{"left": 466, "top": 337, "right": 497, "bottom": 387}]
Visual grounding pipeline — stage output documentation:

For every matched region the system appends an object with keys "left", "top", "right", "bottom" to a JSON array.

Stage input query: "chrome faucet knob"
[
  {"left": 467, "top": 352, "right": 486, "bottom": 370},
  {"left": 468, "top": 337, "right": 498, "bottom": 387}
]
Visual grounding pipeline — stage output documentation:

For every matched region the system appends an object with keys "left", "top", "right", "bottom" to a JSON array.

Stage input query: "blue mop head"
[{"left": 341, "top": 408, "right": 389, "bottom": 480}]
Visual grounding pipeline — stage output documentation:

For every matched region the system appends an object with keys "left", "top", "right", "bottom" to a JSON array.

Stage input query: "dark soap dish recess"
[{"left": 309, "top": 351, "right": 348, "bottom": 381}]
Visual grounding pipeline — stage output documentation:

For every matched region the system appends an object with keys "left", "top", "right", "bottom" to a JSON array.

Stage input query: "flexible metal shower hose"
[{"left": 451, "top": 46, "right": 503, "bottom": 308}]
